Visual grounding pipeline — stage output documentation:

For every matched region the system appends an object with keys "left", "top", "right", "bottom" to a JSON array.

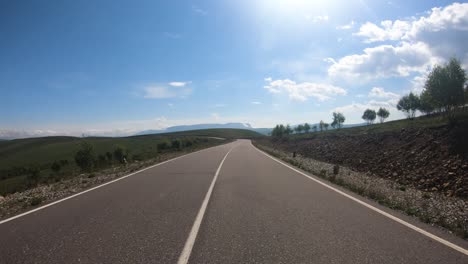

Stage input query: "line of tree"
[
  {"left": 362, "top": 107, "right": 390, "bottom": 125},
  {"left": 397, "top": 58, "right": 467, "bottom": 119},
  {"left": 271, "top": 112, "right": 346, "bottom": 138}
]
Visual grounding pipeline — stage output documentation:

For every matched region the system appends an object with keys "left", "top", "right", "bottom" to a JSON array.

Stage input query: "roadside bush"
[
  {"left": 113, "top": 146, "right": 128, "bottom": 164},
  {"left": 51, "top": 161, "right": 61, "bottom": 173},
  {"left": 74, "top": 142, "right": 95, "bottom": 171},
  {"left": 171, "top": 139, "right": 181, "bottom": 149},
  {"left": 157, "top": 141, "right": 169, "bottom": 151}
]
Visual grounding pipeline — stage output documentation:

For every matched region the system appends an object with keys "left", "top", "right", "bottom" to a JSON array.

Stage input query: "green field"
[{"left": 0, "top": 128, "right": 262, "bottom": 195}]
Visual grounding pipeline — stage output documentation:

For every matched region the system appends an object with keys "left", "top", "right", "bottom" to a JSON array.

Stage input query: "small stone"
[{"left": 392, "top": 172, "right": 398, "bottom": 177}]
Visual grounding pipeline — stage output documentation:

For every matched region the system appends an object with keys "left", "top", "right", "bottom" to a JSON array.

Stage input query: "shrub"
[
  {"left": 171, "top": 139, "right": 181, "bottom": 149},
  {"left": 113, "top": 146, "right": 127, "bottom": 163},
  {"left": 74, "top": 142, "right": 95, "bottom": 171},
  {"left": 51, "top": 161, "right": 61, "bottom": 173}
]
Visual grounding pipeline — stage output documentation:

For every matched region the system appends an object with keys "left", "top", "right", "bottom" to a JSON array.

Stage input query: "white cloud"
[
  {"left": 264, "top": 78, "right": 346, "bottom": 101},
  {"left": 355, "top": 20, "right": 411, "bottom": 43},
  {"left": 143, "top": 84, "right": 192, "bottom": 99},
  {"left": 328, "top": 41, "right": 436, "bottom": 80},
  {"left": 251, "top": 101, "right": 262, "bottom": 105},
  {"left": 368, "top": 87, "right": 399, "bottom": 99},
  {"left": 169, "top": 81, "right": 190, "bottom": 87},
  {"left": 337, "top": 20, "right": 355, "bottom": 30},
  {"left": 332, "top": 3, "right": 468, "bottom": 83}
]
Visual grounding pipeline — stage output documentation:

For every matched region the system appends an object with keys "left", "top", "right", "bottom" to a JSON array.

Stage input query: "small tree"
[
  {"left": 324, "top": 123, "right": 329, "bottom": 131},
  {"left": 319, "top": 120, "right": 325, "bottom": 132},
  {"left": 285, "top": 125, "right": 293, "bottom": 135},
  {"left": 419, "top": 90, "right": 436, "bottom": 115},
  {"left": 424, "top": 57, "right": 466, "bottom": 114},
  {"left": 397, "top": 92, "right": 420, "bottom": 119},
  {"left": 331, "top": 112, "right": 345, "bottom": 129},
  {"left": 376, "top": 107, "right": 390, "bottom": 123},
  {"left": 75, "top": 142, "right": 95, "bottom": 171},
  {"left": 312, "top": 125, "right": 317, "bottom": 132},
  {"left": 362, "top": 109, "right": 376, "bottom": 125},
  {"left": 303, "top": 123, "right": 311, "bottom": 133},
  {"left": 295, "top": 124, "right": 304, "bottom": 134}
]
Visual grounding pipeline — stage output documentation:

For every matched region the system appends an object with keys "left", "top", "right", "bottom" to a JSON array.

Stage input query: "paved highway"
[{"left": 0, "top": 140, "right": 467, "bottom": 263}]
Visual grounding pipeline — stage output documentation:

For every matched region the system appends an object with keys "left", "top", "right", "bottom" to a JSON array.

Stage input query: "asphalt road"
[{"left": 0, "top": 140, "right": 467, "bottom": 263}]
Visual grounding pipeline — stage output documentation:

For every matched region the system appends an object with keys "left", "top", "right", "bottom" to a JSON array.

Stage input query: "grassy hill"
[{"left": 0, "top": 128, "right": 261, "bottom": 195}]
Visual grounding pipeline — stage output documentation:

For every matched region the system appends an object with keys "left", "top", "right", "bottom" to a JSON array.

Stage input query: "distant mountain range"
[{"left": 135, "top": 123, "right": 272, "bottom": 136}]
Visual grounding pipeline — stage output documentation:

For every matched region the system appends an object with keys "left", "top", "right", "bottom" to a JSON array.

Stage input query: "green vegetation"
[
  {"left": 331, "top": 112, "right": 345, "bottom": 129},
  {"left": 398, "top": 58, "right": 467, "bottom": 119},
  {"left": 0, "top": 128, "right": 258, "bottom": 196},
  {"left": 376, "top": 107, "right": 390, "bottom": 123},
  {"left": 362, "top": 109, "right": 377, "bottom": 125}
]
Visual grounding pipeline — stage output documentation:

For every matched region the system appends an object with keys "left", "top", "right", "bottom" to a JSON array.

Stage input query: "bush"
[
  {"left": 51, "top": 161, "right": 61, "bottom": 173},
  {"left": 74, "top": 142, "right": 95, "bottom": 171},
  {"left": 157, "top": 141, "right": 169, "bottom": 151},
  {"left": 171, "top": 139, "right": 181, "bottom": 149},
  {"left": 113, "top": 146, "right": 128, "bottom": 164}
]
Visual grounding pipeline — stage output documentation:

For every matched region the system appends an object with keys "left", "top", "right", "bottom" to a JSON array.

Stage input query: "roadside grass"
[{"left": 0, "top": 128, "right": 257, "bottom": 196}]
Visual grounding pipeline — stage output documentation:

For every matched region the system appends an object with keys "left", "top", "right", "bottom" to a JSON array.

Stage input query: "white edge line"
[
  {"left": 252, "top": 143, "right": 468, "bottom": 256},
  {"left": 0, "top": 142, "right": 232, "bottom": 225},
  {"left": 177, "top": 146, "right": 235, "bottom": 264}
]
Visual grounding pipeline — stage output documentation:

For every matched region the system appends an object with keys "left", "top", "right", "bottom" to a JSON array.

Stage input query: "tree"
[
  {"left": 424, "top": 58, "right": 466, "bottom": 113},
  {"left": 397, "top": 92, "right": 420, "bottom": 119},
  {"left": 113, "top": 146, "right": 127, "bottom": 163},
  {"left": 362, "top": 109, "right": 377, "bottom": 125},
  {"left": 272, "top": 124, "right": 286, "bottom": 138},
  {"left": 419, "top": 90, "right": 436, "bottom": 115},
  {"left": 312, "top": 125, "right": 318, "bottom": 132},
  {"left": 285, "top": 125, "right": 293, "bottom": 135},
  {"left": 324, "top": 123, "right": 329, "bottom": 131},
  {"left": 75, "top": 142, "right": 95, "bottom": 171},
  {"left": 376, "top": 107, "right": 390, "bottom": 123},
  {"left": 295, "top": 124, "right": 304, "bottom": 134},
  {"left": 303, "top": 123, "right": 311, "bottom": 133},
  {"left": 319, "top": 120, "right": 325, "bottom": 132},
  {"left": 331, "top": 112, "right": 345, "bottom": 129}
]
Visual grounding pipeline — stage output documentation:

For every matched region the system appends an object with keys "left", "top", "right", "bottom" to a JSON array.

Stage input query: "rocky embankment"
[{"left": 256, "top": 125, "right": 468, "bottom": 198}]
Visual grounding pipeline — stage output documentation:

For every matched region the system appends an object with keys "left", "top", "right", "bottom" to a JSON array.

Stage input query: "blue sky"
[{"left": 1, "top": 0, "right": 467, "bottom": 137}]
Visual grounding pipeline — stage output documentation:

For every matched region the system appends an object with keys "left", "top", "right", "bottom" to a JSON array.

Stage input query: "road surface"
[{"left": 0, "top": 140, "right": 467, "bottom": 263}]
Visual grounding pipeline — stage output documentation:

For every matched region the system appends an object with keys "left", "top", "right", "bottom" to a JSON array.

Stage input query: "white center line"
[
  {"left": 177, "top": 145, "right": 235, "bottom": 264},
  {"left": 252, "top": 142, "right": 468, "bottom": 256}
]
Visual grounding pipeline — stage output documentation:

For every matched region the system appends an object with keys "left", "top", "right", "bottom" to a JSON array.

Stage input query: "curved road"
[{"left": 0, "top": 140, "right": 467, "bottom": 263}]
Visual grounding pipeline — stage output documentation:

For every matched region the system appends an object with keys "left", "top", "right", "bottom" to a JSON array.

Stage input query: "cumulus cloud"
[
  {"left": 355, "top": 20, "right": 411, "bottom": 42},
  {"left": 328, "top": 41, "right": 436, "bottom": 80},
  {"left": 331, "top": 3, "right": 468, "bottom": 82},
  {"left": 251, "top": 101, "right": 262, "bottom": 105},
  {"left": 264, "top": 78, "right": 346, "bottom": 101},
  {"left": 368, "top": 87, "right": 400, "bottom": 99}
]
